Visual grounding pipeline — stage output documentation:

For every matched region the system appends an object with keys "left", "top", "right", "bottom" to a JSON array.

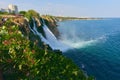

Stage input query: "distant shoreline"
[{"left": 55, "top": 16, "right": 103, "bottom": 21}]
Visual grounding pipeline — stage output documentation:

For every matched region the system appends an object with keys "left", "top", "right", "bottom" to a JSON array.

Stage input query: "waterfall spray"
[{"left": 30, "top": 18, "right": 69, "bottom": 51}]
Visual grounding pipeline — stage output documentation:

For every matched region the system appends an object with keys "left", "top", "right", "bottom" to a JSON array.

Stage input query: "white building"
[
  {"left": 0, "top": 4, "right": 18, "bottom": 14},
  {"left": 8, "top": 4, "right": 18, "bottom": 14}
]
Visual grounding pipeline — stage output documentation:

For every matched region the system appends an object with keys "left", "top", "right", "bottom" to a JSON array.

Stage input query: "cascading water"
[
  {"left": 26, "top": 17, "right": 101, "bottom": 51},
  {"left": 25, "top": 17, "right": 36, "bottom": 35},
  {"left": 32, "top": 18, "right": 50, "bottom": 45},
  {"left": 28, "top": 18, "right": 69, "bottom": 51},
  {"left": 28, "top": 24, "right": 36, "bottom": 35},
  {"left": 41, "top": 19, "right": 70, "bottom": 51}
]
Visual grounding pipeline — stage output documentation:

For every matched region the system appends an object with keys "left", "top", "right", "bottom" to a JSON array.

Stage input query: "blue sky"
[{"left": 0, "top": 0, "right": 120, "bottom": 17}]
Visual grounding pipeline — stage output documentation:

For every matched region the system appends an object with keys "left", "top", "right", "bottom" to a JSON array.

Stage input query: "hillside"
[{"left": 0, "top": 10, "right": 94, "bottom": 80}]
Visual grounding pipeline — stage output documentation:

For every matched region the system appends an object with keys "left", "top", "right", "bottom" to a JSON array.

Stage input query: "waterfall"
[
  {"left": 27, "top": 17, "right": 69, "bottom": 51},
  {"left": 41, "top": 19, "right": 69, "bottom": 51},
  {"left": 25, "top": 17, "right": 36, "bottom": 35},
  {"left": 32, "top": 18, "right": 50, "bottom": 44},
  {"left": 41, "top": 19, "right": 57, "bottom": 40},
  {"left": 28, "top": 24, "right": 36, "bottom": 35}
]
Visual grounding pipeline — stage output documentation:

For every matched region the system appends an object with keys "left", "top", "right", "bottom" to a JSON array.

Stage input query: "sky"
[{"left": 0, "top": 0, "right": 120, "bottom": 17}]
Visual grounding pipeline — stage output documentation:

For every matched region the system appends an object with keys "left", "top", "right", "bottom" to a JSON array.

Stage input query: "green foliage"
[
  {"left": 0, "top": 11, "right": 9, "bottom": 15},
  {"left": 19, "top": 11, "right": 27, "bottom": 16},
  {"left": 3, "top": 18, "right": 14, "bottom": 27},
  {"left": 25, "top": 10, "right": 40, "bottom": 20},
  {"left": 0, "top": 20, "right": 94, "bottom": 80}
]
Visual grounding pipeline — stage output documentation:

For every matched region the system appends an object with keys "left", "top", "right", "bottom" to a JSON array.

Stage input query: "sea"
[{"left": 57, "top": 18, "right": 120, "bottom": 80}]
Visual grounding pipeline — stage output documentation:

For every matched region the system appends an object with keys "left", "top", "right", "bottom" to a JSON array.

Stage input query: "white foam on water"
[
  {"left": 28, "top": 18, "right": 107, "bottom": 51},
  {"left": 59, "top": 35, "right": 107, "bottom": 49},
  {"left": 60, "top": 39, "right": 97, "bottom": 48}
]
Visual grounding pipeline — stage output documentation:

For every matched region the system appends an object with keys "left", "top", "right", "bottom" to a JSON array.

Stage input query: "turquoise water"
[{"left": 58, "top": 19, "right": 120, "bottom": 80}]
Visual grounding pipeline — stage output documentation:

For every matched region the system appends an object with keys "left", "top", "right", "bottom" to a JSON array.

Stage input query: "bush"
[
  {"left": 25, "top": 10, "right": 40, "bottom": 20},
  {"left": 0, "top": 21, "right": 94, "bottom": 80}
]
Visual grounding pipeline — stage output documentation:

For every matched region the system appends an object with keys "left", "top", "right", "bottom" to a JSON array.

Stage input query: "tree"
[
  {"left": 19, "top": 11, "right": 27, "bottom": 16},
  {"left": 0, "top": 11, "right": 9, "bottom": 15},
  {"left": 25, "top": 10, "right": 40, "bottom": 20}
]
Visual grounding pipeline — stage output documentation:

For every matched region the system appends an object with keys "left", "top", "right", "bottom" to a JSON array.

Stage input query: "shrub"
[{"left": 0, "top": 22, "right": 94, "bottom": 80}]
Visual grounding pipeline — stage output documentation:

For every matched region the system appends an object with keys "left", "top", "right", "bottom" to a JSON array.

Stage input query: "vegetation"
[
  {"left": 0, "top": 11, "right": 9, "bottom": 15},
  {"left": 0, "top": 11, "right": 94, "bottom": 80},
  {"left": 19, "top": 11, "right": 27, "bottom": 16},
  {"left": 55, "top": 16, "right": 103, "bottom": 21},
  {"left": 19, "top": 10, "right": 40, "bottom": 20}
]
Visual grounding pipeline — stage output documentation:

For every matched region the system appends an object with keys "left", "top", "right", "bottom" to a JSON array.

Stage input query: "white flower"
[
  {"left": 12, "top": 25, "right": 16, "bottom": 28},
  {"left": 18, "top": 31, "right": 22, "bottom": 34},
  {"left": 2, "top": 26, "right": 6, "bottom": 30}
]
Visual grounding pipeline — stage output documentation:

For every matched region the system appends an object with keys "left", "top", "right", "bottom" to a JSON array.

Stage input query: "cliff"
[
  {"left": 0, "top": 12, "right": 94, "bottom": 80},
  {"left": 41, "top": 15, "right": 60, "bottom": 38}
]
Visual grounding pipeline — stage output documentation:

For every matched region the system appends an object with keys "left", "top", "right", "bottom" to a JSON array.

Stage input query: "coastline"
[{"left": 55, "top": 16, "right": 103, "bottom": 21}]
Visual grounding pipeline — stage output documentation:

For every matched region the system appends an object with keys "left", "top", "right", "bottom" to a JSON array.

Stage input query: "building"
[
  {"left": 8, "top": 4, "right": 18, "bottom": 14},
  {"left": 0, "top": 4, "right": 18, "bottom": 14},
  {"left": 0, "top": 8, "right": 9, "bottom": 13}
]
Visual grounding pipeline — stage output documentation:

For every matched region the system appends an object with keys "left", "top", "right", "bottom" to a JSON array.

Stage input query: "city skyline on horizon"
[{"left": 0, "top": 0, "right": 120, "bottom": 18}]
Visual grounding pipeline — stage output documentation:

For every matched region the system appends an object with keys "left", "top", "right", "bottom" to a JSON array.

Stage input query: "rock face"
[
  {"left": 13, "top": 16, "right": 59, "bottom": 49},
  {"left": 13, "top": 17, "right": 30, "bottom": 36},
  {"left": 0, "top": 15, "right": 60, "bottom": 51},
  {"left": 0, "top": 15, "right": 60, "bottom": 38},
  {"left": 0, "top": 69, "right": 3, "bottom": 80},
  {"left": 41, "top": 16, "right": 60, "bottom": 39}
]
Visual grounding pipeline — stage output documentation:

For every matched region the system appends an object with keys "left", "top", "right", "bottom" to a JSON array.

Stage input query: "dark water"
[{"left": 58, "top": 18, "right": 120, "bottom": 80}]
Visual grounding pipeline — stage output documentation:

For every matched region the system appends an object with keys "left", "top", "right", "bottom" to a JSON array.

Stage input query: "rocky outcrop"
[
  {"left": 0, "top": 15, "right": 60, "bottom": 39},
  {"left": 13, "top": 17, "right": 30, "bottom": 36},
  {"left": 41, "top": 15, "right": 60, "bottom": 38},
  {"left": 0, "top": 15, "right": 60, "bottom": 51},
  {"left": 0, "top": 69, "right": 3, "bottom": 80}
]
